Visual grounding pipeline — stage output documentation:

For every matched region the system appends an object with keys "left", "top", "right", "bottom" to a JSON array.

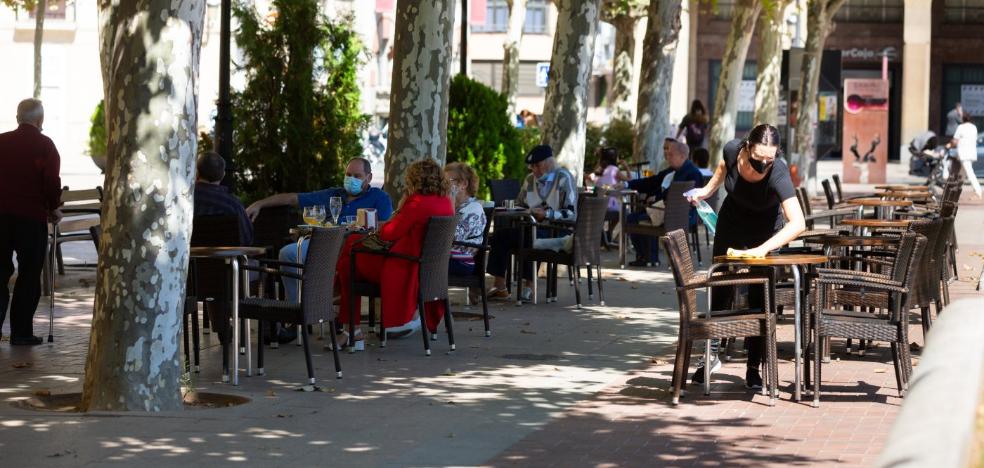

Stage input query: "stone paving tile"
[{"left": 488, "top": 190, "right": 984, "bottom": 467}]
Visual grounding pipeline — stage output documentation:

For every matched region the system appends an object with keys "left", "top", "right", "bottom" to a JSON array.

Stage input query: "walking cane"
[{"left": 48, "top": 223, "right": 57, "bottom": 343}]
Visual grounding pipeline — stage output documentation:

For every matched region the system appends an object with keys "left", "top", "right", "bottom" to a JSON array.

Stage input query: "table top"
[
  {"left": 712, "top": 253, "right": 828, "bottom": 266},
  {"left": 846, "top": 198, "right": 913, "bottom": 207},
  {"left": 840, "top": 218, "right": 913, "bottom": 228},
  {"left": 190, "top": 246, "right": 267, "bottom": 258},
  {"left": 803, "top": 235, "right": 899, "bottom": 247},
  {"left": 880, "top": 191, "right": 932, "bottom": 199},
  {"left": 875, "top": 185, "right": 930, "bottom": 191}
]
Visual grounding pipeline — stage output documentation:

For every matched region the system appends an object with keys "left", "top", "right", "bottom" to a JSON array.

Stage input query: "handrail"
[{"left": 875, "top": 298, "right": 984, "bottom": 467}]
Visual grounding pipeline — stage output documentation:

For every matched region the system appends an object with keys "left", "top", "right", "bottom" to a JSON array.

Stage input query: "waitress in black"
[{"left": 687, "top": 124, "right": 806, "bottom": 388}]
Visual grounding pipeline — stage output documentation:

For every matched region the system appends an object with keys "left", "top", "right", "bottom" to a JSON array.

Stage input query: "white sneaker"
[{"left": 385, "top": 316, "right": 421, "bottom": 339}]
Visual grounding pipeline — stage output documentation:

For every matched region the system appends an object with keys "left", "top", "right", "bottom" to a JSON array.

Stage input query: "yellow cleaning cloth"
[{"left": 727, "top": 248, "right": 765, "bottom": 259}]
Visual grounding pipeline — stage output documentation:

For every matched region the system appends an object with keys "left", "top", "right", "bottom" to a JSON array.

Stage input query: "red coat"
[{"left": 336, "top": 193, "right": 453, "bottom": 331}]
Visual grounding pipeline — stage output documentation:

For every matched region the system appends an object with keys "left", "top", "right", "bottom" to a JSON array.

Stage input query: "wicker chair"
[
  {"left": 489, "top": 178, "right": 521, "bottom": 207},
  {"left": 797, "top": 187, "right": 853, "bottom": 236},
  {"left": 621, "top": 181, "right": 695, "bottom": 267},
  {"left": 448, "top": 207, "right": 494, "bottom": 337},
  {"left": 662, "top": 229, "right": 778, "bottom": 405},
  {"left": 188, "top": 215, "right": 244, "bottom": 375},
  {"left": 349, "top": 216, "right": 458, "bottom": 356},
  {"left": 516, "top": 196, "right": 608, "bottom": 308},
  {"left": 906, "top": 218, "right": 946, "bottom": 337},
  {"left": 239, "top": 227, "right": 347, "bottom": 383},
  {"left": 831, "top": 174, "right": 845, "bottom": 204},
  {"left": 812, "top": 232, "right": 926, "bottom": 405}
]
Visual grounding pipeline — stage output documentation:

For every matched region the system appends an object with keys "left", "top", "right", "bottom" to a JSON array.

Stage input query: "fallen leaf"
[
  {"left": 874, "top": 368, "right": 887, "bottom": 374},
  {"left": 446, "top": 400, "right": 456, "bottom": 405},
  {"left": 616, "top": 277, "right": 627, "bottom": 282},
  {"left": 265, "top": 390, "right": 277, "bottom": 398},
  {"left": 520, "top": 329, "right": 537, "bottom": 335},
  {"left": 12, "top": 362, "right": 32, "bottom": 369},
  {"left": 650, "top": 358, "right": 667, "bottom": 365}
]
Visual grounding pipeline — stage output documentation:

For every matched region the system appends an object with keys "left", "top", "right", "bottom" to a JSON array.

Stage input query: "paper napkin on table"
[{"left": 727, "top": 248, "right": 765, "bottom": 259}]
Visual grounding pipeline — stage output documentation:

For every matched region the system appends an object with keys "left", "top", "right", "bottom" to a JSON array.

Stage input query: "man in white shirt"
[{"left": 949, "top": 113, "right": 982, "bottom": 198}]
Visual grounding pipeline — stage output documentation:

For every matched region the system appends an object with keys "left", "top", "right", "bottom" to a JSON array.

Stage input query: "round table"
[
  {"left": 802, "top": 235, "right": 899, "bottom": 247},
  {"left": 708, "top": 253, "right": 828, "bottom": 402},
  {"left": 847, "top": 198, "right": 913, "bottom": 220},
  {"left": 879, "top": 191, "right": 932, "bottom": 201},
  {"left": 875, "top": 185, "right": 930, "bottom": 191},
  {"left": 189, "top": 246, "right": 267, "bottom": 385},
  {"left": 840, "top": 218, "right": 912, "bottom": 228}
]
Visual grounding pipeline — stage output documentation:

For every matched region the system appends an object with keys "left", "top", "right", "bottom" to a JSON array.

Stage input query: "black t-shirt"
[{"left": 720, "top": 139, "right": 796, "bottom": 231}]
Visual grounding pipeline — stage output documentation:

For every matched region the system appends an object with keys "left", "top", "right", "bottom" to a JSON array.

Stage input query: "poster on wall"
[
  {"left": 842, "top": 79, "right": 889, "bottom": 184},
  {"left": 961, "top": 85, "right": 984, "bottom": 117}
]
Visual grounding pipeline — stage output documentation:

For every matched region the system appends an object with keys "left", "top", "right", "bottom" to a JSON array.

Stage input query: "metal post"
[
  {"left": 460, "top": 0, "right": 467, "bottom": 76},
  {"left": 215, "top": 0, "right": 234, "bottom": 190}
]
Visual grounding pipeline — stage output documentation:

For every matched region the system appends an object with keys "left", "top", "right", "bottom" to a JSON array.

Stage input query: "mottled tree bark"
[
  {"left": 633, "top": 0, "right": 682, "bottom": 169},
  {"left": 753, "top": 2, "right": 790, "bottom": 127},
  {"left": 501, "top": 0, "right": 527, "bottom": 118},
  {"left": 81, "top": 0, "right": 205, "bottom": 412},
  {"left": 32, "top": 0, "right": 45, "bottom": 98},
  {"left": 794, "top": 0, "right": 845, "bottom": 194},
  {"left": 608, "top": 14, "right": 638, "bottom": 122},
  {"left": 706, "top": 0, "right": 761, "bottom": 166},
  {"left": 540, "top": 0, "right": 601, "bottom": 186},
  {"left": 383, "top": 0, "right": 456, "bottom": 201}
]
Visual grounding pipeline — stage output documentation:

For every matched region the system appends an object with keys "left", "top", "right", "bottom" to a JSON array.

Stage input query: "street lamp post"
[{"left": 215, "top": 0, "right": 234, "bottom": 190}]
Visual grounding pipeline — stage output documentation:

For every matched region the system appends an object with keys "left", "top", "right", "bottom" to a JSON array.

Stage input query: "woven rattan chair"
[
  {"left": 812, "top": 232, "right": 926, "bottom": 405},
  {"left": 663, "top": 229, "right": 778, "bottom": 405},
  {"left": 621, "top": 181, "right": 695, "bottom": 267},
  {"left": 489, "top": 178, "right": 521, "bottom": 207},
  {"left": 831, "top": 174, "right": 845, "bottom": 204},
  {"left": 516, "top": 196, "right": 608, "bottom": 308},
  {"left": 448, "top": 207, "right": 494, "bottom": 337},
  {"left": 239, "top": 227, "right": 346, "bottom": 383},
  {"left": 349, "top": 216, "right": 458, "bottom": 356},
  {"left": 906, "top": 218, "right": 945, "bottom": 337},
  {"left": 188, "top": 215, "right": 245, "bottom": 373}
]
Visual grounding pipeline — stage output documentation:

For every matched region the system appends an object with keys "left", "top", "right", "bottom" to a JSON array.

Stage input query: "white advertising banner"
[{"left": 737, "top": 80, "right": 756, "bottom": 112}]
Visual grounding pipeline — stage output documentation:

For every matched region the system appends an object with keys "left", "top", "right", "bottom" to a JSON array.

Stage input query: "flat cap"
[{"left": 525, "top": 145, "right": 553, "bottom": 165}]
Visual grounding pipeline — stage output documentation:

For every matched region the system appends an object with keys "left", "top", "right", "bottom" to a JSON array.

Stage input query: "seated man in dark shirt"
[
  {"left": 626, "top": 139, "right": 704, "bottom": 267},
  {"left": 193, "top": 151, "right": 253, "bottom": 245}
]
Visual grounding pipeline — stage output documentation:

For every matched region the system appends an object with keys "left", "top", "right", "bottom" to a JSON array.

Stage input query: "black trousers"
[{"left": 0, "top": 214, "right": 48, "bottom": 338}]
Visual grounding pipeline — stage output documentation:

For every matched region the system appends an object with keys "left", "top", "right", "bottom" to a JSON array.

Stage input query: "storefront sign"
[
  {"left": 842, "top": 79, "right": 889, "bottom": 184},
  {"left": 961, "top": 85, "right": 984, "bottom": 117},
  {"left": 841, "top": 46, "right": 898, "bottom": 62},
  {"left": 737, "top": 80, "right": 756, "bottom": 112}
]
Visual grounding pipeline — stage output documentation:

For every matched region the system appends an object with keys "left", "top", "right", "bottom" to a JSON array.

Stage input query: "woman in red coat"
[{"left": 335, "top": 159, "right": 454, "bottom": 350}]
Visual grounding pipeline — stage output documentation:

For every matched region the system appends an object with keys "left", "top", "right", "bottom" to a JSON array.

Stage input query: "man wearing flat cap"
[{"left": 485, "top": 144, "right": 577, "bottom": 301}]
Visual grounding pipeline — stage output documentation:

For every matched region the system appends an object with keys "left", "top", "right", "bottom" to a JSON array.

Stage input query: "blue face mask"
[{"left": 344, "top": 176, "right": 363, "bottom": 195}]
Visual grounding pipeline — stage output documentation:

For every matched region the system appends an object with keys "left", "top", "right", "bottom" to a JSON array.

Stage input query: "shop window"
[
  {"left": 833, "top": 0, "right": 903, "bottom": 22},
  {"left": 943, "top": 0, "right": 984, "bottom": 24},
  {"left": 474, "top": 0, "right": 549, "bottom": 34},
  {"left": 941, "top": 64, "right": 984, "bottom": 130}
]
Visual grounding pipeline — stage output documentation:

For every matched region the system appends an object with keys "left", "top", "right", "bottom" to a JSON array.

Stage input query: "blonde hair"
[
  {"left": 405, "top": 159, "right": 449, "bottom": 197},
  {"left": 444, "top": 162, "right": 479, "bottom": 197}
]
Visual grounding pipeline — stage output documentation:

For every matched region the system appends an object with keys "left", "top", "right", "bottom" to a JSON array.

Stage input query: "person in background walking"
[
  {"left": 949, "top": 113, "right": 983, "bottom": 198},
  {"left": 0, "top": 99, "right": 62, "bottom": 345},
  {"left": 676, "top": 99, "right": 709, "bottom": 151},
  {"left": 945, "top": 102, "right": 964, "bottom": 144}
]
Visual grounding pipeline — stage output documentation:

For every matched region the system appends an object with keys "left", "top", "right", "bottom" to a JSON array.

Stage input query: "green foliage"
[
  {"left": 1, "top": 0, "right": 37, "bottom": 11},
  {"left": 446, "top": 74, "right": 526, "bottom": 200},
  {"left": 87, "top": 100, "right": 106, "bottom": 157},
  {"left": 514, "top": 126, "right": 541, "bottom": 181},
  {"left": 584, "top": 118, "right": 635, "bottom": 174},
  {"left": 231, "top": 0, "right": 368, "bottom": 204}
]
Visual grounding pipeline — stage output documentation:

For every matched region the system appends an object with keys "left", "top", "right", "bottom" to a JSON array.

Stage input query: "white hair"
[{"left": 16, "top": 98, "right": 44, "bottom": 125}]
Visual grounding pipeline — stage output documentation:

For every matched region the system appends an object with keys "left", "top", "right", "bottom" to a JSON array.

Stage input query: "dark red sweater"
[{"left": 0, "top": 124, "right": 62, "bottom": 222}]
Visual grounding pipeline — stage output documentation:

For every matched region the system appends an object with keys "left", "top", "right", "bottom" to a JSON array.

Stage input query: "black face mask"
[{"left": 748, "top": 156, "right": 773, "bottom": 174}]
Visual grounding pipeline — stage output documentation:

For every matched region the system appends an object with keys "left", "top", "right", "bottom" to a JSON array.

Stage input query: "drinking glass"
[
  {"left": 302, "top": 206, "right": 318, "bottom": 226},
  {"left": 329, "top": 196, "right": 343, "bottom": 225},
  {"left": 312, "top": 205, "right": 327, "bottom": 226}
]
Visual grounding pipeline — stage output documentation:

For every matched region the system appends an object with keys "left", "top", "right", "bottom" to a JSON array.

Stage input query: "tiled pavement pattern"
[
  {"left": 0, "top": 173, "right": 980, "bottom": 466},
  {"left": 489, "top": 190, "right": 984, "bottom": 467}
]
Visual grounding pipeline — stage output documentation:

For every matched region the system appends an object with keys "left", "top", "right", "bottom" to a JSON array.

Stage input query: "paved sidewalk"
[{"left": 0, "top": 165, "right": 980, "bottom": 467}]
